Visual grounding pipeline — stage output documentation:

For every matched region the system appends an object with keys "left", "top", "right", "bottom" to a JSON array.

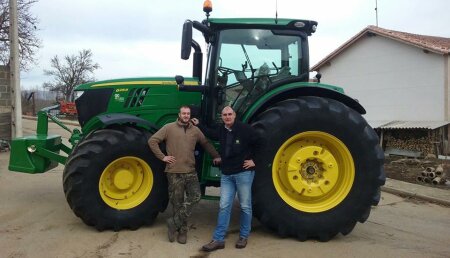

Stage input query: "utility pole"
[
  {"left": 9, "top": 0, "right": 22, "bottom": 137},
  {"left": 375, "top": 0, "right": 379, "bottom": 27}
]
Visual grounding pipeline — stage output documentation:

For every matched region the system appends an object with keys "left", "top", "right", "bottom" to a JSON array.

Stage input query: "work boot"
[
  {"left": 201, "top": 240, "right": 225, "bottom": 252},
  {"left": 167, "top": 219, "right": 177, "bottom": 242},
  {"left": 177, "top": 231, "right": 187, "bottom": 244},
  {"left": 235, "top": 237, "right": 247, "bottom": 249}
]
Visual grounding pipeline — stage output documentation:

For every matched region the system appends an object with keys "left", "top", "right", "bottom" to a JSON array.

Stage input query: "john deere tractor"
[{"left": 9, "top": 3, "right": 384, "bottom": 241}]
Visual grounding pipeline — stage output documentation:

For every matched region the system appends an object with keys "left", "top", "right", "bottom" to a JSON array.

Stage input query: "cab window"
[{"left": 215, "top": 29, "right": 302, "bottom": 115}]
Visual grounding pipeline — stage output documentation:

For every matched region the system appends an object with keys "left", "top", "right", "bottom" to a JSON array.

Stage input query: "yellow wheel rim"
[
  {"left": 99, "top": 156, "right": 153, "bottom": 210},
  {"left": 273, "top": 131, "right": 354, "bottom": 213}
]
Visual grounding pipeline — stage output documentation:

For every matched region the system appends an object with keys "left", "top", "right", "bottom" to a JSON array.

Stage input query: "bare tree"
[
  {"left": 43, "top": 49, "right": 100, "bottom": 101},
  {"left": 0, "top": 0, "right": 41, "bottom": 69},
  {"left": 21, "top": 85, "right": 55, "bottom": 115}
]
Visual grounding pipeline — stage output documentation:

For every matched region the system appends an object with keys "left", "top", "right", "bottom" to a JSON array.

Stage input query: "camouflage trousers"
[{"left": 166, "top": 172, "right": 201, "bottom": 233}]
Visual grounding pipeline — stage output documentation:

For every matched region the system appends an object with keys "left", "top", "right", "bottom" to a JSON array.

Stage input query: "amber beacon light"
[{"left": 203, "top": 0, "right": 212, "bottom": 18}]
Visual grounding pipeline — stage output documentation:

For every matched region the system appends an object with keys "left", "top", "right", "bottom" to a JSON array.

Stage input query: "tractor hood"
[
  {"left": 75, "top": 77, "right": 200, "bottom": 91},
  {"left": 73, "top": 76, "right": 202, "bottom": 128}
]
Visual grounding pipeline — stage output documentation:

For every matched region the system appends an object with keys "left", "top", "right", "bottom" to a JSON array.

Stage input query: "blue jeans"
[{"left": 213, "top": 170, "right": 255, "bottom": 242}]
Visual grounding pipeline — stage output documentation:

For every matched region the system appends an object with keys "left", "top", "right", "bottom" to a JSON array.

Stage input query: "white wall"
[{"left": 317, "top": 35, "right": 446, "bottom": 122}]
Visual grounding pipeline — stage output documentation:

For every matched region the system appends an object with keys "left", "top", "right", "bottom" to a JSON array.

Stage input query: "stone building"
[{"left": 0, "top": 65, "right": 11, "bottom": 141}]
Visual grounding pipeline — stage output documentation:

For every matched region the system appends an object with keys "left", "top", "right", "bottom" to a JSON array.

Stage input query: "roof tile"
[{"left": 368, "top": 25, "right": 450, "bottom": 54}]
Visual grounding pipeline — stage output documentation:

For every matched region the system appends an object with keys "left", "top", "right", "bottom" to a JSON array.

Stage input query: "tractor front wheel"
[{"left": 63, "top": 126, "right": 168, "bottom": 231}]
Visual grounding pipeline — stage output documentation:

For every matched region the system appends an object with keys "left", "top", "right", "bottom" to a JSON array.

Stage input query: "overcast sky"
[{"left": 20, "top": 0, "right": 450, "bottom": 89}]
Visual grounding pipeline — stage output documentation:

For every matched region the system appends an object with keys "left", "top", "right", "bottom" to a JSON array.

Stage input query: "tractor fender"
[
  {"left": 95, "top": 113, "right": 160, "bottom": 133},
  {"left": 243, "top": 86, "right": 366, "bottom": 123}
]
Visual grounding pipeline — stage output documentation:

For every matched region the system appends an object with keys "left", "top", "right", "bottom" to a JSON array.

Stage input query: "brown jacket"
[{"left": 148, "top": 120, "right": 219, "bottom": 173}]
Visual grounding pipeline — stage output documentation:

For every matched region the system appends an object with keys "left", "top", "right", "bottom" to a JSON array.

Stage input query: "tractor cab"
[
  {"left": 208, "top": 25, "right": 311, "bottom": 115},
  {"left": 180, "top": 5, "right": 317, "bottom": 124}
]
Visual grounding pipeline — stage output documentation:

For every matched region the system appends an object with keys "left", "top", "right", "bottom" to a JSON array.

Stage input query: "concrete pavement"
[{"left": 382, "top": 178, "right": 450, "bottom": 206}]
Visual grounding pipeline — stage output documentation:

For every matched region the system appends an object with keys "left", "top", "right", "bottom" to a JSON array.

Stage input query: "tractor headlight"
[{"left": 27, "top": 145, "right": 36, "bottom": 153}]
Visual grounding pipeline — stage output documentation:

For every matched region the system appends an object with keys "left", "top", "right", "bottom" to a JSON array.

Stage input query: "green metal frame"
[
  {"left": 36, "top": 111, "right": 79, "bottom": 159},
  {"left": 8, "top": 111, "right": 79, "bottom": 173}
]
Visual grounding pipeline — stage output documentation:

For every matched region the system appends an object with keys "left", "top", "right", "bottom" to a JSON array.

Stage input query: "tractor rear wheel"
[
  {"left": 251, "top": 96, "right": 385, "bottom": 241},
  {"left": 63, "top": 126, "right": 168, "bottom": 231}
]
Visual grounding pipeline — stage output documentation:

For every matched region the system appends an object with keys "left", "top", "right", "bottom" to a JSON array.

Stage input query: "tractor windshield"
[{"left": 215, "top": 29, "right": 303, "bottom": 115}]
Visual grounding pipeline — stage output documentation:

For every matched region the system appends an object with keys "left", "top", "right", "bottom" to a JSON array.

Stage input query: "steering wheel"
[{"left": 218, "top": 66, "right": 238, "bottom": 77}]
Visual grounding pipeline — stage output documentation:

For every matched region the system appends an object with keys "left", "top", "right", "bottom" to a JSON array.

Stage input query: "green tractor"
[{"left": 8, "top": 5, "right": 384, "bottom": 241}]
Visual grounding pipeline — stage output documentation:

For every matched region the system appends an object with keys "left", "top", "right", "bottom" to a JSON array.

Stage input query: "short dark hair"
[{"left": 179, "top": 105, "right": 191, "bottom": 113}]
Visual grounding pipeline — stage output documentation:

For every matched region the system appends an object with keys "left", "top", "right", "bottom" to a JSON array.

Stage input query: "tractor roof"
[{"left": 208, "top": 18, "right": 318, "bottom": 35}]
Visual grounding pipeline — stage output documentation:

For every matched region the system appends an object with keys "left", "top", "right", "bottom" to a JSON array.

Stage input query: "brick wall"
[{"left": 0, "top": 65, "right": 11, "bottom": 140}]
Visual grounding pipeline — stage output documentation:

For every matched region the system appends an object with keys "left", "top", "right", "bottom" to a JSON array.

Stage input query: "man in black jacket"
[{"left": 192, "top": 106, "right": 261, "bottom": 251}]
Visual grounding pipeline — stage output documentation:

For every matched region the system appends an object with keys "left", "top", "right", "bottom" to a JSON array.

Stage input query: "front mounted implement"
[{"left": 8, "top": 111, "right": 80, "bottom": 174}]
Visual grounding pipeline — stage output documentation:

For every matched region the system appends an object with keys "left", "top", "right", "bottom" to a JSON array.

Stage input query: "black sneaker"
[
  {"left": 235, "top": 237, "right": 247, "bottom": 249},
  {"left": 201, "top": 240, "right": 225, "bottom": 252}
]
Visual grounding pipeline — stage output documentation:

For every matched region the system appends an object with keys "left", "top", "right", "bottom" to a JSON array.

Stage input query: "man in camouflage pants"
[
  {"left": 166, "top": 173, "right": 201, "bottom": 238},
  {"left": 149, "top": 106, "right": 220, "bottom": 244}
]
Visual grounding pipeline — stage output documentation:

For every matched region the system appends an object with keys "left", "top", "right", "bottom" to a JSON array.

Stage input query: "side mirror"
[
  {"left": 315, "top": 72, "right": 322, "bottom": 83},
  {"left": 181, "top": 20, "right": 193, "bottom": 60},
  {"left": 175, "top": 75, "right": 185, "bottom": 85}
]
